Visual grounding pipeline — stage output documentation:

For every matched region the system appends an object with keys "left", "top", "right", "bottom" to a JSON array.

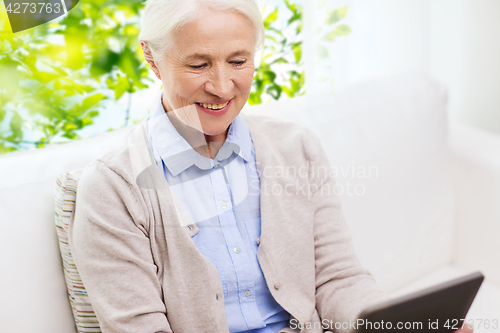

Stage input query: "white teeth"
[{"left": 199, "top": 101, "right": 229, "bottom": 110}]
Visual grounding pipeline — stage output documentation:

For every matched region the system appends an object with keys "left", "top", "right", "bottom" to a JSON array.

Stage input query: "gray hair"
[{"left": 139, "top": 0, "right": 265, "bottom": 62}]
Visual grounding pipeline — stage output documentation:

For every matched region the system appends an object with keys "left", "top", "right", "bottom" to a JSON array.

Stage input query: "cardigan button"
[{"left": 274, "top": 283, "right": 281, "bottom": 290}]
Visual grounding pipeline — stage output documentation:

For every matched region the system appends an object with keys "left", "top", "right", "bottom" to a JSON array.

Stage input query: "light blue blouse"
[{"left": 146, "top": 94, "right": 290, "bottom": 333}]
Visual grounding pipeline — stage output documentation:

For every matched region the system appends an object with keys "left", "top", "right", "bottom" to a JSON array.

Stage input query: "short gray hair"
[{"left": 139, "top": 0, "right": 265, "bottom": 62}]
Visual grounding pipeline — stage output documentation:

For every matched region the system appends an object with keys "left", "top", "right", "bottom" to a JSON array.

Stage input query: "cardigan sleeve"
[
  {"left": 303, "top": 128, "right": 390, "bottom": 332},
  {"left": 69, "top": 160, "right": 173, "bottom": 333}
]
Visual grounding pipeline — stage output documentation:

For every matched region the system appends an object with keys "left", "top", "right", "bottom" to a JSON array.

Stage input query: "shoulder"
[
  {"left": 74, "top": 135, "right": 149, "bottom": 231},
  {"left": 241, "top": 112, "right": 324, "bottom": 161},
  {"left": 77, "top": 123, "right": 144, "bottom": 197},
  {"left": 241, "top": 112, "right": 314, "bottom": 138}
]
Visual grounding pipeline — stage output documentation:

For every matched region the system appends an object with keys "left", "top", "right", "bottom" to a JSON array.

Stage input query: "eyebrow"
[{"left": 185, "top": 50, "right": 251, "bottom": 61}]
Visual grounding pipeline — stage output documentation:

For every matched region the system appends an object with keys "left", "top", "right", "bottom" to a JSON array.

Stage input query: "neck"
[{"left": 166, "top": 110, "right": 228, "bottom": 159}]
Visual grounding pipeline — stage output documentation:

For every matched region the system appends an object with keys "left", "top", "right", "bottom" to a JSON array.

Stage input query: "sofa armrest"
[{"left": 448, "top": 121, "right": 500, "bottom": 286}]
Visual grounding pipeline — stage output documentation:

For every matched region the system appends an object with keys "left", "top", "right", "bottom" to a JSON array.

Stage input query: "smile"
[{"left": 195, "top": 101, "right": 230, "bottom": 110}]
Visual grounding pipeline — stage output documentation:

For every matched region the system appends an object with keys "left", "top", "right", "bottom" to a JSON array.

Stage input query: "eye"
[
  {"left": 189, "top": 64, "right": 206, "bottom": 70},
  {"left": 231, "top": 60, "right": 246, "bottom": 66}
]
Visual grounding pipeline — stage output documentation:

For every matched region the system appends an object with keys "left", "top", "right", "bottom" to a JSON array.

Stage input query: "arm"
[
  {"left": 304, "top": 130, "right": 474, "bottom": 333},
  {"left": 69, "top": 161, "right": 173, "bottom": 333},
  {"left": 304, "top": 129, "right": 390, "bottom": 332}
]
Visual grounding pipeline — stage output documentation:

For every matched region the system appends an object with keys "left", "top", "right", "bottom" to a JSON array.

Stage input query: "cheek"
[
  {"left": 234, "top": 68, "right": 255, "bottom": 94},
  {"left": 164, "top": 70, "right": 205, "bottom": 100},
  {"left": 178, "top": 76, "right": 205, "bottom": 97}
]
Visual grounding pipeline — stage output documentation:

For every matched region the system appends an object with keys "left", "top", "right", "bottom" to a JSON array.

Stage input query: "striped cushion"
[{"left": 54, "top": 170, "right": 102, "bottom": 333}]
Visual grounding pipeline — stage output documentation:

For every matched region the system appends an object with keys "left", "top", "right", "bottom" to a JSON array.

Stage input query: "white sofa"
[{"left": 1, "top": 72, "right": 498, "bottom": 333}]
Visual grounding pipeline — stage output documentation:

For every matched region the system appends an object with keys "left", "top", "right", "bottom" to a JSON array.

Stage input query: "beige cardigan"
[{"left": 69, "top": 113, "right": 389, "bottom": 333}]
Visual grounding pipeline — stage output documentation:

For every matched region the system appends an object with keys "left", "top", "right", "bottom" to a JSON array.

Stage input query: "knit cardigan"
[{"left": 69, "top": 112, "right": 389, "bottom": 333}]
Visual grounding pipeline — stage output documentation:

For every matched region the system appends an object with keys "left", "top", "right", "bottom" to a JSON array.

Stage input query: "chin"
[
  {"left": 198, "top": 117, "right": 232, "bottom": 135},
  {"left": 198, "top": 110, "right": 239, "bottom": 138},
  {"left": 202, "top": 125, "right": 230, "bottom": 137}
]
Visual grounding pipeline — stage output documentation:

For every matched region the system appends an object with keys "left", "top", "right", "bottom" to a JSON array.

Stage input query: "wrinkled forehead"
[
  {"left": 169, "top": 9, "right": 256, "bottom": 60},
  {"left": 177, "top": 44, "right": 255, "bottom": 63}
]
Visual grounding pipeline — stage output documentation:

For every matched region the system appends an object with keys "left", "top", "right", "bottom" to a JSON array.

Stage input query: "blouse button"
[
  {"left": 274, "top": 283, "right": 281, "bottom": 290},
  {"left": 256, "top": 237, "right": 260, "bottom": 245}
]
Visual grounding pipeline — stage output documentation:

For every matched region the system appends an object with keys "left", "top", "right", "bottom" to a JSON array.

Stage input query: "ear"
[{"left": 140, "top": 41, "right": 162, "bottom": 80}]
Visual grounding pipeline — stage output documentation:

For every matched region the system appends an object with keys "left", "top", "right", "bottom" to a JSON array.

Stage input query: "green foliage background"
[{"left": 0, "top": 0, "right": 350, "bottom": 155}]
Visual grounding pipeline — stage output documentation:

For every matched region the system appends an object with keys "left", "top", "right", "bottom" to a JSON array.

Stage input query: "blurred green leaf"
[
  {"left": 270, "top": 57, "right": 288, "bottom": 65},
  {"left": 292, "top": 42, "right": 302, "bottom": 63},
  {"left": 81, "top": 117, "right": 93, "bottom": 127},
  {"left": 46, "top": 63, "right": 68, "bottom": 76},
  {"left": 0, "top": 142, "right": 18, "bottom": 154},
  {"left": 315, "top": 0, "right": 326, "bottom": 10},
  {"left": 317, "top": 45, "right": 329, "bottom": 59},
  {"left": 248, "top": 92, "right": 262, "bottom": 105},
  {"left": 64, "top": 123, "right": 78, "bottom": 131},
  {"left": 9, "top": 112, "right": 23, "bottom": 140},
  {"left": 0, "top": 0, "right": 155, "bottom": 154},
  {"left": 267, "top": 84, "right": 282, "bottom": 100},
  {"left": 284, "top": 0, "right": 299, "bottom": 16},
  {"left": 263, "top": 8, "right": 278, "bottom": 29},
  {"left": 80, "top": 93, "right": 107, "bottom": 112},
  {"left": 250, "top": 0, "right": 306, "bottom": 105},
  {"left": 1, "top": 0, "right": 349, "bottom": 154},
  {"left": 90, "top": 47, "right": 120, "bottom": 76},
  {"left": 88, "top": 110, "right": 99, "bottom": 118},
  {"left": 325, "top": 7, "right": 348, "bottom": 25},
  {"left": 113, "top": 75, "right": 131, "bottom": 99},
  {"left": 323, "top": 24, "right": 352, "bottom": 41}
]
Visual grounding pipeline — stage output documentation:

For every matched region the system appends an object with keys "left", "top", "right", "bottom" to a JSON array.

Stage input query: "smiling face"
[{"left": 146, "top": 9, "right": 256, "bottom": 142}]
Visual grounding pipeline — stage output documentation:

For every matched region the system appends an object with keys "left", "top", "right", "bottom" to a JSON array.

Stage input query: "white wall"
[
  {"left": 83, "top": 0, "right": 500, "bottom": 138},
  {"left": 430, "top": 0, "right": 500, "bottom": 135},
  {"left": 312, "top": 0, "right": 500, "bottom": 136},
  {"left": 347, "top": 0, "right": 430, "bottom": 83}
]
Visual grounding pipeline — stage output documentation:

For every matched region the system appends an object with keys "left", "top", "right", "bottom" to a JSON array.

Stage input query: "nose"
[{"left": 204, "top": 65, "right": 234, "bottom": 97}]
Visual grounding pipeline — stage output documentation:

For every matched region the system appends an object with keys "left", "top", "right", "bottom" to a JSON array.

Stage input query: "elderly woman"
[{"left": 69, "top": 1, "right": 474, "bottom": 333}]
